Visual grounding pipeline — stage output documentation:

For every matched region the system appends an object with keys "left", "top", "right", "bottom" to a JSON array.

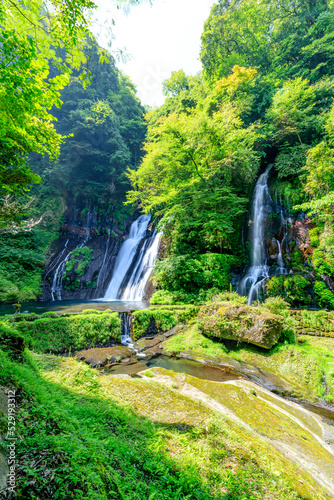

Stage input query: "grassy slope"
[
  {"left": 0, "top": 348, "right": 331, "bottom": 500},
  {"left": 162, "top": 324, "right": 334, "bottom": 403}
]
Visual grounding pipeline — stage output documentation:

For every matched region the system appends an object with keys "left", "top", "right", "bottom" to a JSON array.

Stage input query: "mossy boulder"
[
  {"left": 198, "top": 303, "right": 283, "bottom": 349},
  {"left": 0, "top": 323, "right": 26, "bottom": 359},
  {"left": 131, "top": 305, "right": 199, "bottom": 340}
]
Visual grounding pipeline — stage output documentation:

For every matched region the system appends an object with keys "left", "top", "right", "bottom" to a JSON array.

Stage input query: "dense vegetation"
[
  {"left": 0, "top": 2, "right": 146, "bottom": 302},
  {"left": 127, "top": 0, "right": 334, "bottom": 306},
  {"left": 2, "top": 2, "right": 334, "bottom": 498},
  {"left": 1, "top": 302, "right": 334, "bottom": 498}
]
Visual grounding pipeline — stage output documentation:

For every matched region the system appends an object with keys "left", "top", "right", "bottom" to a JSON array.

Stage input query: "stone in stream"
[
  {"left": 76, "top": 346, "right": 133, "bottom": 368},
  {"left": 198, "top": 303, "right": 283, "bottom": 349}
]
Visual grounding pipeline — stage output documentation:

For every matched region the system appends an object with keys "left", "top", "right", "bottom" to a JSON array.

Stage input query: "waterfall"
[
  {"left": 50, "top": 210, "right": 91, "bottom": 301},
  {"left": 96, "top": 228, "right": 111, "bottom": 290},
  {"left": 120, "top": 230, "right": 161, "bottom": 300},
  {"left": 50, "top": 240, "right": 70, "bottom": 301},
  {"left": 120, "top": 312, "right": 132, "bottom": 346},
  {"left": 104, "top": 214, "right": 161, "bottom": 301},
  {"left": 275, "top": 237, "right": 286, "bottom": 275},
  {"left": 238, "top": 166, "right": 273, "bottom": 304}
]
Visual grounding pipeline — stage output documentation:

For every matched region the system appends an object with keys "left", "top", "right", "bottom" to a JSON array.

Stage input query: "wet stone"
[{"left": 76, "top": 346, "right": 132, "bottom": 367}]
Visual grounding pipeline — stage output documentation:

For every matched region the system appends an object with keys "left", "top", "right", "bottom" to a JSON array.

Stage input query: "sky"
[{"left": 93, "top": 0, "right": 215, "bottom": 107}]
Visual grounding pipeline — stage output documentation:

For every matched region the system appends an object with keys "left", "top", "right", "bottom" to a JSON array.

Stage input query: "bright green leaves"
[
  {"left": 127, "top": 75, "right": 262, "bottom": 253},
  {"left": 266, "top": 78, "right": 316, "bottom": 145},
  {"left": 200, "top": 0, "right": 331, "bottom": 83},
  {"left": 0, "top": 0, "right": 98, "bottom": 227},
  {"left": 162, "top": 70, "right": 189, "bottom": 97}
]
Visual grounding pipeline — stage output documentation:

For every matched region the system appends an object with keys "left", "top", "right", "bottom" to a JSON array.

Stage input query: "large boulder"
[{"left": 198, "top": 303, "right": 283, "bottom": 349}]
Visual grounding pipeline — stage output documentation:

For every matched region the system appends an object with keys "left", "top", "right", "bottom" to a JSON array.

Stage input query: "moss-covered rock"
[
  {"left": 0, "top": 322, "right": 26, "bottom": 360},
  {"left": 198, "top": 303, "right": 283, "bottom": 349},
  {"left": 9, "top": 312, "right": 121, "bottom": 354},
  {"left": 131, "top": 305, "right": 199, "bottom": 340}
]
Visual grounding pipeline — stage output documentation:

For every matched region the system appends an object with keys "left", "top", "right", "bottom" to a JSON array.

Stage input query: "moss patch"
[
  {"left": 162, "top": 325, "right": 334, "bottom": 403},
  {"left": 4, "top": 311, "right": 121, "bottom": 353},
  {"left": 131, "top": 305, "right": 199, "bottom": 340},
  {"left": 0, "top": 348, "right": 330, "bottom": 499}
]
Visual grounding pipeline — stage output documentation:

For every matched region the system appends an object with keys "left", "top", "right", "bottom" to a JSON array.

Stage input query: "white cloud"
[{"left": 93, "top": 0, "right": 215, "bottom": 106}]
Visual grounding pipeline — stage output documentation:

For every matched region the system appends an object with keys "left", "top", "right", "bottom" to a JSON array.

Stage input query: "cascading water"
[
  {"left": 238, "top": 166, "right": 274, "bottom": 304},
  {"left": 50, "top": 210, "right": 92, "bottom": 301},
  {"left": 104, "top": 214, "right": 161, "bottom": 301},
  {"left": 51, "top": 251, "right": 70, "bottom": 301},
  {"left": 120, "top": 229, "right": 161, "bottom": 300},
  {"left": 96, "top": 228, "right": 111, "bottom": 290},
  {"left": 120, "top": 312, "right": 132, "bottom": 346}
]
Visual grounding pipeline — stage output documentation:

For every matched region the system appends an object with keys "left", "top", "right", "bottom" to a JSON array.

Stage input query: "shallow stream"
[{"left": 0, "top": 299, "right": 149, "bottom": 316}]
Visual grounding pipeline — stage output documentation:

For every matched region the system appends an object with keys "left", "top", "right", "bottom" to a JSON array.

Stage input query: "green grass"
[
  {"left": 131, "top": 305, "right": 199, "bottom": 340},
  {"left": 162, "top": 325, "right": 334, "bottom": 403},
  {"left": 2, "top": 311, "right": 121, "bottom": 353},
  {"left": 0, "top": 348, "right": 327, "bottom": 500}
]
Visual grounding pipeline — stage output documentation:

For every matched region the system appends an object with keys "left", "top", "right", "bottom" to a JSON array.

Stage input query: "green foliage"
[
  {"left": 65, "top": 246, "right": 94, "bottom": 277},
  {"left": 150, "top": 290, "right": 176, "bottom": 305},
  {"left": 280, "top": 315, "right": 298, "bottom": 344},
  {"left": 162, "top": 70, "right": 189, "bottom": 97},
  {"left": 266, "top": 275, "right": 311, "bottom": 307},
  {"left": 153, "top": 254, "right": 239, "bottom": 296},
  {"left": 262, "top": 297, "right": 290, "bottom": 316},
  {"left": 46, "top": 46, "right": 146, "bottom": 206},
  {"left": 8, "top": 312, "right": 121, "bottom": 353},
  {"left": 210, "top": 291, "right": 248, "bottom": 305},
  {"left": 131, "top": 306, "right": 199, "bottom": 340},
  {"left": 0, "top": 0, "right": 99, "bottom": 226},
  {"left": 201, "top": 0, "right": 331, "bottom": 82},
  {"left": 309, "top": 227, "right": 321, "bottom": 247},
  {"left": 313, "top": 281, "right": 334, "bottom": 309},
  {"left": 266, "top": 78, "right": 317, "bottom": 145},
  {"left": 127, "top": 66, "right": 262, "bottom": 254},
  {"left": 296, "top": 309, "right": 334, "bottom": 335},
  {"left": 0, "top": 322, "right": 26, "bottom": 360}
]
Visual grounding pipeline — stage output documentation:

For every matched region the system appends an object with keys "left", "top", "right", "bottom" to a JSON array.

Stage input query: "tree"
[
  {"left": 0, "top": 0, "right": 97, "bottom": 227},
  {"left": 162, "top": 70, "right": 189, "bottom": 97},
  {"left": 127, "top": 72, "right": 262, "bottom": 253},
  {"left": 266, "top": 78, "right": 316, "bottom": 145},
  {"left": 200, "top": 0, "right": 330, "bottom": 83},
  {"left": 0, "top": 0, "right": 142, "bottom": 227}
]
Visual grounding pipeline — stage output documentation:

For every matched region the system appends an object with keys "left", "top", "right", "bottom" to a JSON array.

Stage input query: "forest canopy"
[
  {"left": 0, "top": 0, "right": 142, "bottom": 228},
  {"left": 126, "top": 0, "right": 334, "bottom": 302}
]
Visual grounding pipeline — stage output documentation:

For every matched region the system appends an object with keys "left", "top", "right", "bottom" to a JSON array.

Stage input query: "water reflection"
[{"left": 0, "top": 300, "right": 149, "bottom": 316}]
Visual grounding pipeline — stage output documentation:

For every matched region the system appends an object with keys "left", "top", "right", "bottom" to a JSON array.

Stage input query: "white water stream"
[
  {"left": 239, "top": 165, "right": 286, "bottom": 304},
  {"left": 50, "top": 211, "right": 92, "bottom": 301},
  {"left": 104, "top": 214, "right": 161, "bottom": 301}
]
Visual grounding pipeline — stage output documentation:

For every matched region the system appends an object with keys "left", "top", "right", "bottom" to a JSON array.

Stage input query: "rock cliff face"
[
  {"left": 41, "top": 200, "right": 139, "bottom": 301},
  {"left": 242, "top": 175, "right": 314, "bottom": 274}
]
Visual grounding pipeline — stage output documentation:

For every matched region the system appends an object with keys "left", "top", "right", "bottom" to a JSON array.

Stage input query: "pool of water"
[
  {"left": 106, "top": 355, "right": 241, "bottom": 382},
  {"left": 0, "top": 299, "right": 149, "bottom": 316}
]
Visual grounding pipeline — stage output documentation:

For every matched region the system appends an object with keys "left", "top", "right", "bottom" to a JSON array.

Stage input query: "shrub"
[
  {"left": 9, "top": 313, "right": 40, "bottom": 323},
  {"left": 0, "top": 322, "right": 26, "bottom": 359},
  {"left": 313, "top": 281, "right": 334, "bottom": 309},
  {"left": 266, "top": 275, "right": 311, "bottom": 306},
  {"left": 281, "top": 315, "right": 298, "bottom": 344},
  {"left": 13, "top": 312, "right": 121, "bottom": 353},
  {"left": 65, "top": 246, "right": 94, "bottom": 278},
  {"left": 153, "top": 253, "right": 239, "bottom": 295},
  {"left": 309, "top": 227, "right": 320, "bottom": 247},
  {"left": 210, "top": 291, "right": 248, "bottom": 305},
  {"left": 262, "top": 297, "right": 290, "bottom": 315},
  {"left": 150, "top": 290, "right": 175, "bottom": 305},
  {"left": 131, "top": 306, "right": 199, "bottom": 340}
]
